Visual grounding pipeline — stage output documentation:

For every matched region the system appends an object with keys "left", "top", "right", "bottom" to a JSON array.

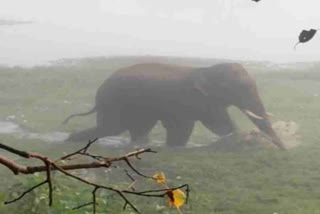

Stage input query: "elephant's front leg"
[
  {"left": 201, "top": 107, "right": 235, "bottom": 137},
  {"left": 162, "top": 119, "right": 195, "bottom": 147}
]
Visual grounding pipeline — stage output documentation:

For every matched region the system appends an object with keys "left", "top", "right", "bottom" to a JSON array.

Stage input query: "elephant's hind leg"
[
  {"left": 128, "top": 120, "right": 157, "bottom": 145},
  {"left": 67, "top": 112, "right": 126, "bottom": 142},
  {"left": 163, "top": 119, "right": 195, "bottom": 147}
]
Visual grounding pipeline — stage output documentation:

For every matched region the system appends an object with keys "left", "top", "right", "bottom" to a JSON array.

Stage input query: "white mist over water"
[{"left": 0, "top": 0, "right": 320, "bottom": 66}]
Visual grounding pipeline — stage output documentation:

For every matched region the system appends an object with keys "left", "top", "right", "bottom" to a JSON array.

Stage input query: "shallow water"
[
  {"left": 0, "top": 120, "right": 211, "bottom": 148},
  {"left": 0, "top": 120, "right": 152, "bottom": 147},
  {"left": 0, "top": 120, "right": 70, "bottom": 142},
  {"left": 0, "top": 121, "right": 22, "bottom": 134},
  {"left": 3, "top": 120, "right": 297, "bottom": 149}
]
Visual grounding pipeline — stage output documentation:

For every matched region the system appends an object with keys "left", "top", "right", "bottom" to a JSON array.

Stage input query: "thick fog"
[
  {"left": 2, "top": 1, "right": 320, "bottom": 213},
  {"left": 0, "top": 0, "right": 320, "bottom": 66}
]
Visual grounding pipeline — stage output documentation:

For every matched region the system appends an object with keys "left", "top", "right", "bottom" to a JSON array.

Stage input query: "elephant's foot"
[{"left": 163, "top": 119, "right": 195, "bottom": 147}]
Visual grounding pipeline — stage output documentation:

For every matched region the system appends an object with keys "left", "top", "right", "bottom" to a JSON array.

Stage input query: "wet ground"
[
  {"left": 0, "top": 119, "right": 300, "bottom": 149},
  {"left": 0, "top": 120, "right": 211, "bottom": 148},
  {"left": 0, "top": 120, "right": 69, "bottom": 142}
]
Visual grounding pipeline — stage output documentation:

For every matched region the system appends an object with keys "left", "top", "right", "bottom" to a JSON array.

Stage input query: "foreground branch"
[{"left": 0, "top": 141, "right": 189, "bottom": 214}]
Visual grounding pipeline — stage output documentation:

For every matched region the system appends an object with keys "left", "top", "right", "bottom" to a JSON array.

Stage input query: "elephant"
[{"left": 64, "top": 63, "right": 285, "bottom": 149}]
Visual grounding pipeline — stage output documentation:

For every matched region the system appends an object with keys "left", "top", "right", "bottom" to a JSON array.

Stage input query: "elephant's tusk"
[
  {"left": 221, "top": 132, "right": 233, "bottom": 138},
  {"left": 244, "top": 110, "right": 263, "bottom": 120},
  {"left": 266, "top": 112, "right": 274, "bottom": 117},
  {"left": 194, "top": 81, "right": 209, "bottom": 96}
]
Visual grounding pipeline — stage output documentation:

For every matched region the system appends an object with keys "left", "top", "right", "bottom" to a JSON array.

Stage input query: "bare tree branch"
[
  {"left": 0, "top": 141, "right": 188, "bottom": 214},
  {"left": 4, "top": 180, "right": 47, "bottom": 204}
]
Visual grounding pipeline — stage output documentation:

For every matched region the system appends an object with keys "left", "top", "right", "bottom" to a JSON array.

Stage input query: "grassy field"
[{"left": 1, "top": 57, "right": 320, "bottom": 214}]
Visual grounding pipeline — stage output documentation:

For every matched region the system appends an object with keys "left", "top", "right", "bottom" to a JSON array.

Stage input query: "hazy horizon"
[{"left": 1, "top": 0, "right": 320, "bottom": 66}]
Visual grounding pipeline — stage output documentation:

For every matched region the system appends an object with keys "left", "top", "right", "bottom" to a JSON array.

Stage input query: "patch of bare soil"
[{"left": 242, "top": 120, "right": 301, "bottom": 149}]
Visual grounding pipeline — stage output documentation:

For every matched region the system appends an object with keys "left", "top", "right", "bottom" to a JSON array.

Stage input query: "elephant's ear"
[{"left": 194, "top": 76, "right": 209, "bottom": 96}]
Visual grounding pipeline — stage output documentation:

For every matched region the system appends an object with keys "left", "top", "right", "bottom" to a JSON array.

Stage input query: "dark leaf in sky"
[{"left": 294, "top": 29, "right": 318, "bottom": 50}]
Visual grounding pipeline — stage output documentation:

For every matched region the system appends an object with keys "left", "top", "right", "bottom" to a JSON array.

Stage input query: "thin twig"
[
  {"left": 92, "top": 187, "right": 98, "bottom": 214},
  {"left": 125, "top": 169, "right": 136, "bottom": 191},
  {"left": 1, "top": 142, "right": 188, "bottom": 214},
  {"left": 57, "top": 138, "right": 98, "bottom": 161},
  {"left": 4, "top": 180, "right": 47, "bottom": 204},
  {"left": 44, "top": 161, "right": 53, "bottom": 206},
  {"left": 124, "top": 158, "right": 154, "bottom": 179},
  {"left": 72, "top": 202, "right": 94, "bottom": 210},
  {"left": 50, "top": 162, "right": 141, "bottom": 212}
]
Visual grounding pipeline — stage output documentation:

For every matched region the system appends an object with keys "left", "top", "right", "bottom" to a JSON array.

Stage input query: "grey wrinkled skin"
[{"left": 64, "top": 63, "right": 285, "bottom": 149}]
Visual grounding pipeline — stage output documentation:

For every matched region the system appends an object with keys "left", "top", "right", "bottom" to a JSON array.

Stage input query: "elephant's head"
[{"left": 194, "top": 63, "right": 285, "bottom": 149}]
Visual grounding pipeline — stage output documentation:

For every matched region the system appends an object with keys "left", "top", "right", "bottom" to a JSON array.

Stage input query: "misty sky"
[{"left": 0, "top": 0, "right": 320, "bottom": 66}]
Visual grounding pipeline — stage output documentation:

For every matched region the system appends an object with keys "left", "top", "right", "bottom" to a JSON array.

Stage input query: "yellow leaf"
[
  {"left": 167, "top": 189, "right": 186, "bottom": 213},
  {"left": 153, "top": 172, "right": 166, "bottom": 184}
]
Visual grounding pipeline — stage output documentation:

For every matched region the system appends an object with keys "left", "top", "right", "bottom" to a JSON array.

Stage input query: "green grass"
[{"left": 1, "top": 58, "right": 320, "bottom": 213}]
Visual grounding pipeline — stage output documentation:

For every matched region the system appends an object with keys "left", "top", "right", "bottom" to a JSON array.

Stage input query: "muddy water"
[
  {"left": 0, "top": 121, "right": 23, "bottom": 134},
  {"left": 1, "top": 120, "right": 296, "bottom": 149},
  {"left": 0, "top": 120, "right": 138, "bottom": 147},
  {"left": 0, "top": 120, "right": 70, "bottom": 142},
  {"left": 0, "top": 120, "right": 211, "bottom": 148}
]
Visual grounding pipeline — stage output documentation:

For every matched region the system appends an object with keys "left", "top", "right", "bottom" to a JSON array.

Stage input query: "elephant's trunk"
[{"left": 240, "top": 96, "right": 286, "bottom": 150}]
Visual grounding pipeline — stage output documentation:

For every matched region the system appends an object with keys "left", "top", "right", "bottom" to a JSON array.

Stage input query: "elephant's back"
[
  {"left": 99, "top": 63, "right": 196, "bottom": 97},
  {"left": 110, "top": 63, "right": 194, "bottom": 81},
  {"left": 205, "top": 63, "right": 253, "bottom": 83},
  {"left": 95, "top": 63, "right": 207, "bottom": 119}
]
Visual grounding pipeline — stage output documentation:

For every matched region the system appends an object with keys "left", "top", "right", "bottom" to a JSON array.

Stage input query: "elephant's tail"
[{"left": 63, "top": 107, "right": 96, "bottom": 124}]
